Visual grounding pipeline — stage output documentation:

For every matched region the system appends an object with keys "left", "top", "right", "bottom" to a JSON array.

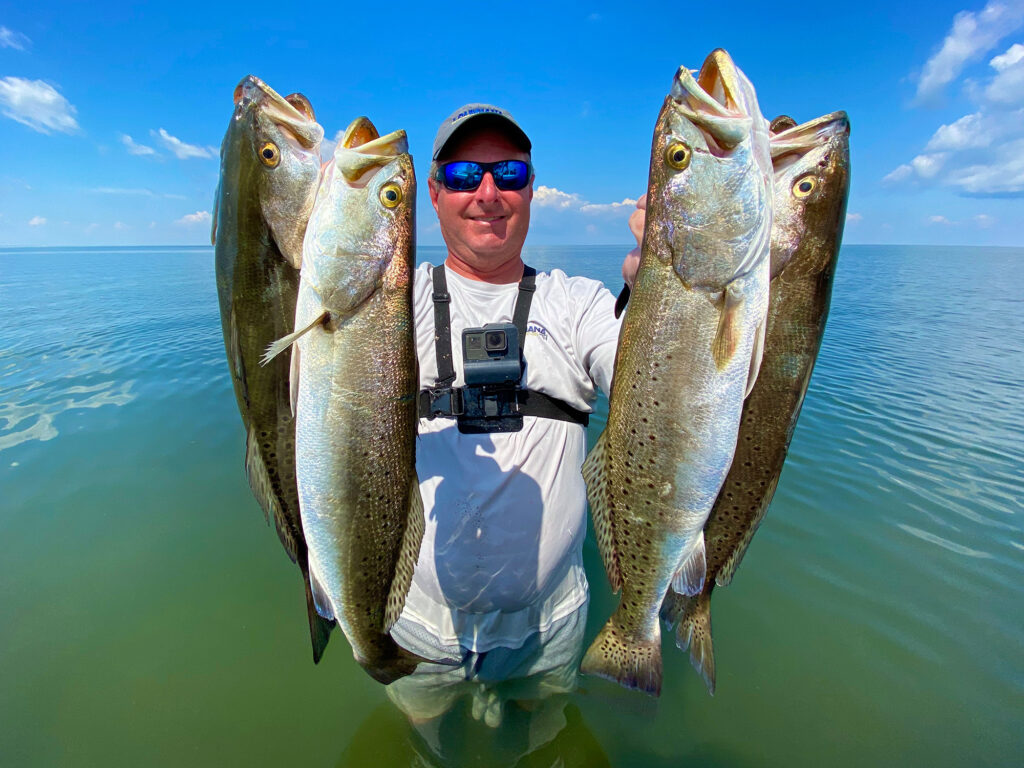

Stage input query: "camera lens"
[{"left": 484, "top": 331, "right": 506, "bottom": 352}]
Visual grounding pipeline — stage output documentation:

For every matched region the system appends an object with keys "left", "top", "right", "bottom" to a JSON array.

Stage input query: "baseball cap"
[{"left": 431, "top": 103, "right": 532, "bottom": 161}]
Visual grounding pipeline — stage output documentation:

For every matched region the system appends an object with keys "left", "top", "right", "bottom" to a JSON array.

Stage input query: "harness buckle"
[{"left": 427, "top": 386, "right": 463, "bottom": 418}]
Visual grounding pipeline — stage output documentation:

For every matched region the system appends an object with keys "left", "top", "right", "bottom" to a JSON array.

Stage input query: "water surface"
[{"left": 1, "top": 244, "right": 1021, "bottom": 766}]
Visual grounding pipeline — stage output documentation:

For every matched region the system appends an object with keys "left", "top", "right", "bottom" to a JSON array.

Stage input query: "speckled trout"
[
  {"left": 212, "top": 75, "right": 334, "bottom": 661},
  {"left": 263, "top": 118, "right": 425, "bottom": 684},
  {"left": 661, "top": 111, "right": 851, "bottom": 694},
  {"left": 581, "top": 50, "right": 773, "bottom": 696}
]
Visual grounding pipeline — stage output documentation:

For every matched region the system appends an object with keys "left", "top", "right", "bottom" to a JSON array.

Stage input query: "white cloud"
[
  {"left": 153, "top": 128, "right": 215, "bottom": 160},
  {"left": 85, "top": 223, "right": 98, "bottom": 233},
  {"left": 580, "top": 197, "right": 638, "bottom": 215},
  {"left": 928, "top": 215, "right": 953, "bottom": 224},
  {"left": 534, "top": 185, "right": 584, "bottom": 209},
  {"left": 882, "top": 164, "right": 914, "bottom": 185},
  {"left": 120, "top": 133, "right": 158, "bottom": 157},
  {"left": 991, "top": 42, "right": 1024, "bottom": 69},
  {"left": 28, "top": 216, "right": 46, "bottom": 226},
  {"left": 175, "top": 210, "right": 212, "bottom": 226},
  {"left": 985, "top": 45, "right": 1024, "bottom": 103},
  {"left": 911, "top": 153, "right": 949, "bottom": 178},
  {"left": 0, "top": 26, "right": 30, "bottom": 50},
  {"left": 0, "top": 77, "right": 79, "bottom": 134},
  {"left": 846, "top": 212, "right": 863, "bottom": 223},
  {"left": 915, "top": 0, "right": 1024, "bottom": 102},
  {"left": 974, "top": 213, "right": 996, "bottom": 226},
  {"left": 113, "top": 221, "right": 128, "bottom": 230}
]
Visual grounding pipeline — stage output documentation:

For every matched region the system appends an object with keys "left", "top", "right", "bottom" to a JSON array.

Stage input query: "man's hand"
[{"left": 622, "top": 194, "right": 647, "bottom": 289}]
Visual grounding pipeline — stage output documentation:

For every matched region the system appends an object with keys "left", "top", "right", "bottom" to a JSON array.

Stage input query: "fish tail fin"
[
  {"left": 676, "top": 593, "right": 716, "bottom": 696},
  {"left": 298, "top": 557, "right": 335, "bottom": 664},
  {"left": 580, "top": 616, "right": 662, "bottom": 696}
]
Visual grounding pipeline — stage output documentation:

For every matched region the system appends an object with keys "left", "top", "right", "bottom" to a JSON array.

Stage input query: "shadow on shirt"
[{"left": 420, "top": 426, "right": 547, "bottom": 616}]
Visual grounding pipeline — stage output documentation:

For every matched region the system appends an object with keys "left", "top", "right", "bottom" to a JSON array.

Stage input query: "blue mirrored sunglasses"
[{"left": 434, "top": 160, "right": 533, "bottom": 192}]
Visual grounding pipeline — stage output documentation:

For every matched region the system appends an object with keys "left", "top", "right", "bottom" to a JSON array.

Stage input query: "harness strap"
[{"left": 431, "top": 265, "right": 456, "bottom": 387}]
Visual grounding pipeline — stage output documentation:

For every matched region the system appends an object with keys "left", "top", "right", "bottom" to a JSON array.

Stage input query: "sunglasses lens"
[
  {"left": 492, "top": 161, "right": 530, "bottom": 190},
  {"left": 443, "top": 162, "right": 483, "bottom": 191}
]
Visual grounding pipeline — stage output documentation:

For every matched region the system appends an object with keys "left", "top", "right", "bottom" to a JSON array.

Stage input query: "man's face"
[{"left": 428, "top": 128, "right": 533, "bottom": 276}]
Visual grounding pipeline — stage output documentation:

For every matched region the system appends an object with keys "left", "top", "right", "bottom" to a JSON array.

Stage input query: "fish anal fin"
[
  {"left": 675, "top": 592, "right": 716, "bottom": 695},
  {"left": 211, "top": 186, "right": 219, "bottom": 245},
  {"left": 717, "top": 472, "right": 781, "bottom": 586},
  {"left": 384, "top": 474, "right": 425, "bottom": 632},
  {"left": 298, "top": 556, "right": 335, "bottom": 664},
  {"left": 580, "top": 617, "right": 662, "bottom": 696},
  {"left": 308, "top": 565, "right": 335, "bottom": 622},
  {"left": 712, "top": 283, "right": 744, "bottom": 370},
  {"left": 671, "top": 535, "right": 707, "bottom": 596},
  {"left": 262, "top": 310, "right": 328, "bottom": 366},
  {"left": 582, "top": 431, "right": 622, "bottom": 592}
]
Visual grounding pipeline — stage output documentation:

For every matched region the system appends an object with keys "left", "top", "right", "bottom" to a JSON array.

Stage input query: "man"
[{"left": 385, "top": 104, "right": 628, "bottom": 735}]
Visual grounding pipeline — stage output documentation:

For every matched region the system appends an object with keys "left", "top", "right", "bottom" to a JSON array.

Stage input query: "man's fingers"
[
  {"left": 628, "top": 194, "right": 648, "bottom": 246},
  {"left": 622, "top": 247, "right": 641, "bottom": 289}
]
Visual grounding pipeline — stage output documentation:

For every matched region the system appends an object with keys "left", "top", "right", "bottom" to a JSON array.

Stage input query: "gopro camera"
[
  {"left": 462, "top": 323, "right": 521, "bottom": 385},
  {"left": 458, "top": 322, "right": 524, "bottom": 434}
]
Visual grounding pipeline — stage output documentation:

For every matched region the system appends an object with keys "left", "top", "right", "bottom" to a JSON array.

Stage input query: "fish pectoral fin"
[
  {"left": 744, "top": 317, "right": 766, "bottom": 399},
  {"left": 711, "top": 283, "right": 744, "bottom": 370},
  {"left": 581, "top": 431, "right": 623, "bottom": 593},
  {"left": 261, "top": 310, "right": 329, "bottom": 367},
  {"left": 384, "top": 473, "right": 425, "bottom": 632},
  {"left": 670, "top": 534, "right": 707, "bottom": 596},
  {"left": 211, "top": 185, "right": 219, "bottom": 245}
]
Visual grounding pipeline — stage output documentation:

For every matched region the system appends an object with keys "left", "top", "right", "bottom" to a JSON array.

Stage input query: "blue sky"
[{"left": 1, "top": 1, "right": 1022, "bottom": 248}]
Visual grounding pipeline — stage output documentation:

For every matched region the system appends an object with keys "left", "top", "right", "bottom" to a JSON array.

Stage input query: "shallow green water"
[{"left": 1, "top": 244, "right": 1021, "bottom": 766}]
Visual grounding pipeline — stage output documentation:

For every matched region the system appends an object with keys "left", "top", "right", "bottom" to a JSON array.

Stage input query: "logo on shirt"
[{"left": 526, "top": 322, "right": 550, "bottom": 341}]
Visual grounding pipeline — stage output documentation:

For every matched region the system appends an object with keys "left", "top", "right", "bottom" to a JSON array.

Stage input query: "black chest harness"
[{"left": 416, "top": 264, "right": 590, "bottom": 434}]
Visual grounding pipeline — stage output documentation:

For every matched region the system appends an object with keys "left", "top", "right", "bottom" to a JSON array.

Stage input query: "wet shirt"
[{"left": 397, "top": 263, "right": 620, "bottom": 652}]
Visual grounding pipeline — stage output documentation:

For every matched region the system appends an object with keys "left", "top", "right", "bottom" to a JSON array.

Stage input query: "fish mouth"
[
  {"left": 335, "top": 117, "right": 409, "bottom": 184},
  {"left": 233, "top": 75, "right": 322, "bottom": 149},
  {"left": 770, "top": 111, "right": 849, "bottom": 159},
  {"left": 670, "top": 49, "right": 752, "bottom": 151}
]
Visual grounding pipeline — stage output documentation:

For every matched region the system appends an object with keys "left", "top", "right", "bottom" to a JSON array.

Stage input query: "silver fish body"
[
  {"left": 581, "top": 50, "right": 773, "bottom": 696},
  {"left": 289, "top": 121, "right": 424, "bottom": 684}
]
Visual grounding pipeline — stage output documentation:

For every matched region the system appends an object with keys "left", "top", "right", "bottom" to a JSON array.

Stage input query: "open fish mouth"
[
  {"left": 770, "top": 111, "right": 849, "bottom": 159},
  {"left": 335, "top": 118, "right": 408, "bottom": 185},
  {"left": 670, "top": 49, "right": 752, "bottom": 151},
  {"left": 232, "top": 74, "right": 321, "bottom": 149}
]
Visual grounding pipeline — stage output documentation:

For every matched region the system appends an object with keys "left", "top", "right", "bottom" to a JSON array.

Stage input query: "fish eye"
[
  {"left": 380, "top": 182, "right": 403, "bottom": 208},
  {"left": 793, "top": 175, "right": 817, "bottom": 198},
  {"left": 664, "top": 142, "right": 691, "bottom": 171},
  {"left": 259, "top": 142, "right": 280, "bottom": 167}
]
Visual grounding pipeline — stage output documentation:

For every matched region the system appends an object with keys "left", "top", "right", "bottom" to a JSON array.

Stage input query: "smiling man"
[{"left": 386, "top": 104, "right": 625, "bottom": 732}]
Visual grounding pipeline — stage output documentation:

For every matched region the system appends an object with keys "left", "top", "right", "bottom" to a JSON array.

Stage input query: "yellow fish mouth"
[
  {"left": 770, "top": 111, "right": 850, "bottom": 159},
  {"left": 670, "top": 49, "right": 752, "bottom": 151}
]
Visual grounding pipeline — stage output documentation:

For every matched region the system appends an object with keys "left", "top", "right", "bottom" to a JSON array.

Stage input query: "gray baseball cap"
[{"left": 431, "top": 103, "right": 532, "bottom": 161}]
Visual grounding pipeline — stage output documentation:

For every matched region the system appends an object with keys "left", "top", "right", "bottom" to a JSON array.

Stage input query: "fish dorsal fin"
[
  {"left": 581, "top": 431, "right": 623, "bottom": 592},
  {"left": 384, "top": 474, "right": 426, "bottom": 632},
  {"left": 717, "top": 471, "right": 782, "bottom": 586}
]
